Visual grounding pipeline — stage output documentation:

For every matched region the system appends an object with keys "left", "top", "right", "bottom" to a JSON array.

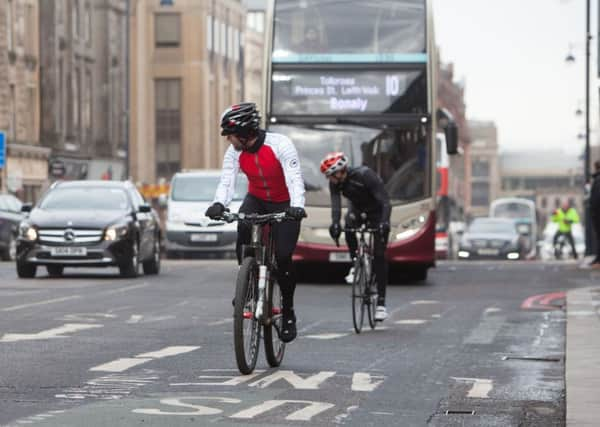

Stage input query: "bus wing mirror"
[{"left": 444, "top": 122, "right": 459, "bottom": 155}]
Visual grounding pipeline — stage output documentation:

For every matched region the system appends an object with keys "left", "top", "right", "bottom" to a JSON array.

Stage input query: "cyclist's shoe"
[
  {"left": 375, "top": 305, "right": 388, "bottom": 322},
  {"left": 280, "top": 309, "right": 297, "bottom": 343},
  {"left": 345, "top": 267, "right": 355, "bottom": 284}
]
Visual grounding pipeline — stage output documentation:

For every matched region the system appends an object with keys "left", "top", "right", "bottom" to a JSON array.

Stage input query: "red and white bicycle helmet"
[{"left": 320, "top": 152, "right": 349, "bottom": 177}]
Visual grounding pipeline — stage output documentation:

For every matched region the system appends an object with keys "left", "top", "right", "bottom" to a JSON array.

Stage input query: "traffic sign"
[{"left": 0, "top": 131, "right": 5, "bottom": 169}]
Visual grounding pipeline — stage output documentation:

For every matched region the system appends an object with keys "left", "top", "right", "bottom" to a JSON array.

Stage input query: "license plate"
[
  {"left": 329, "top": 252, "right": 351, "bottom": 263},
  {"left": 478, "top": 248, "right": 499, "bottom": 256},
  {"left": 190, "top": 233, "right": 218, "bottom": 242},
  {"left": 50, "top": 247, "right": 87, "bottom": 257}
]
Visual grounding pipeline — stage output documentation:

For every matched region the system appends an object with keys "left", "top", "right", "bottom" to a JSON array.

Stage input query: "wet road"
[{"left": 0, "top": 259, "right": 584, "bottom": 426}]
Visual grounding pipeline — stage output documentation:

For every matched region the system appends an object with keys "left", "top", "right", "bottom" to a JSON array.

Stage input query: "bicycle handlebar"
[{"left": 218, "top": 211, "right": 292, "bottom": 224}]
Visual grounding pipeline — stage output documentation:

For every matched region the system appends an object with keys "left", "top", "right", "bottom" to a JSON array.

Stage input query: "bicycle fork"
[{"left": 255, "top": 264, "right": 268, "bottom": 320}]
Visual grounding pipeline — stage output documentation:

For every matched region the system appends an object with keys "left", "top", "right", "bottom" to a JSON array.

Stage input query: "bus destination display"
[{"left": 271, "top": 70, "right": 426, "bottom": 115}]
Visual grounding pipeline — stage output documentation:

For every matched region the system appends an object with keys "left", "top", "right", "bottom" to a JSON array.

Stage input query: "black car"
[
  {"left": 457, "top": 217, "right": 525, "bottom": 261},
  {"left": 16, "top": 181, "right": 161, "bottom": 278},
  {"left": 0, "top": 193, "right": 23, "bottom": 261}
]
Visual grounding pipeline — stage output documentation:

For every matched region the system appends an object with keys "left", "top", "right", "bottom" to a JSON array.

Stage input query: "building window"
[
  {"left": 85, "top": 4, "right": 92, "bottom": 43},
  {"left": 206, "top": 15, "right": 213, "bottom": 52},
  {"left": 28, "top": 87, "right": 36, "bottom": 142},
  {"left": 73, "top": 68, "right": 80, "bottom": 131},
  {"left": 7, "top": 0, "right": 14, "bottom": 51},
  {"left": 472, "top": 159, "right": 490, "bottom": 178},
  {"left": 9, "top": 84, "right": 16, "bottom": 141},
  {"left": 58, "top": 58, "right": 64, "bottom": 131},
  {"left": 84, "top": 71, "right": 92, "bottom": 132},
  {"left": 73, "top": 0, "right": 80, "bottom": 38},
  {"left": 25, "top": 4, "right": 35, "bottom": 55},
  {"left": 155, "top": 79, "right": 181, "bottom": 179},
  {"left": 155, "top": 14, "right": 180, "bottom": 47},
  {"left": 247, "top": 11, "right": 264, "bottom": 33},
  {"left": 471, "top": 182, "right": 489, "bottom": 207}
]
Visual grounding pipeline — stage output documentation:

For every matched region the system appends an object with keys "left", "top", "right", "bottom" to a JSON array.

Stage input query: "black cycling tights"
[
  {"left": 236, "top": 194, "right": 300, "bottom": 312},
  {"left": 344, "top": 210, "right": 389, "bottom": 305}
]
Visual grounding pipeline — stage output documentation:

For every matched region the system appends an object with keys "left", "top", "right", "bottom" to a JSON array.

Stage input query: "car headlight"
[
  {"left": 20, "top": 224, "right": 38, "bottom": 241},
  {"left": 105, "top": 224, "right": 128, "bottom": 241}
]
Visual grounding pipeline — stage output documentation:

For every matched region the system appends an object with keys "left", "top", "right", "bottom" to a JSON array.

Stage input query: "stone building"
[
  {"left": 0, "top": 0, "right": 50, "bottom": 201},
  {"left": 468, "top": 120, "right": 500, "bottom": 217},
  {"left": 129, "top": 0, "right": 245, "bottom": 185},
  {"left": 39, "top": 0, "right": 127, "bottom": 181}
]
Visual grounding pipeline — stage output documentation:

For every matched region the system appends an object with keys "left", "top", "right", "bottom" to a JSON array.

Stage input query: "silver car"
[{"left": 165, "top": 170, "right": 247, "bottom": 258}]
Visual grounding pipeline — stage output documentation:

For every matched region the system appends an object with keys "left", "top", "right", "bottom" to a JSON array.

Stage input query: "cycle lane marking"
[
  {"left": 0, "top": 323, "right": 103, "bottom": 343},
  {"left": 90, "top": 346, "right": 200, "bottom": 373},
  {"left": 1, "top": 295, "right": 82, "bottom": 312}
]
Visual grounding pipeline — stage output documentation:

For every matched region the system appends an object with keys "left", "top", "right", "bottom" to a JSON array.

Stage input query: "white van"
[{"left": 165, "top": 170, "right": 247, "bottom": 258}]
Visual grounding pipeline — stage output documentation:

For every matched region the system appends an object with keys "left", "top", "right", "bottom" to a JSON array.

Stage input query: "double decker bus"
[{"left": 263, "top": 0, "right": 456, "bottom": 280}]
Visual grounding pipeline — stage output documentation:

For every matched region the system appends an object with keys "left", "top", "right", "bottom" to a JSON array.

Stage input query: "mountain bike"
[
  {"left": 344, "top": 214, "right": 378, "bottom": 334},
  {"left": 220, "top": 211, "right": 291, "bottom": 375}
]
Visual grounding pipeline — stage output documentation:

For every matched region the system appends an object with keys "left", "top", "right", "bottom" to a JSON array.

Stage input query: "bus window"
[{"left": 273, "top": 0, "right": 425, "bottom": 61}]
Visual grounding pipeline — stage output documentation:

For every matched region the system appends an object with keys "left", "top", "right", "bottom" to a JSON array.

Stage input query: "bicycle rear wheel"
[
  {"left": 352, "top": 258, "right": 365, "bottom": 334},
  {"left": 264, "top": 276, "right": 286, "bottom": 367},
  {"left": 233, "top": 257, "right": 261, "bottom": 374}
]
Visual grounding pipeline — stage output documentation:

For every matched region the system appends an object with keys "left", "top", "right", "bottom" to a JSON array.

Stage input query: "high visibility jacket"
[{"left": 551, "top": 207, "right": 580, "bottom": 233}]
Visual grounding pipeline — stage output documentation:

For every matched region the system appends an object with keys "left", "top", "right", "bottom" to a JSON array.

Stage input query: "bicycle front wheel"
[
  {"left": 233, "top": 257, "right": 261, "bottom": 374},
  {"left": 264, "top": 276, "right": 286, "bottom": 367},
  {"left": 366, "top": 264, "right": 377, "bottom": 330},
  {"left": 352, "top": 258, "right": 365, "bottom": 334}
]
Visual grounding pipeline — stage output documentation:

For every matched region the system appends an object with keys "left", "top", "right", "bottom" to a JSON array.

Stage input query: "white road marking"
[
  {"left": 249, "top": 370, "right": 336, "bottom": 390},
  {"left": 351, "top": 372, "right": 386, "bottom": 392},
  {"left": 334, "top": 405, "right": 359, "bottom": 424},
  {"left": 410, "top": 300, "right": 439, "bottom": 305},
  {"left": 304, "top": 333, "right": 349, "bottom": 340},
  {"left": 431, "top": 314, "right": 442, "bottom": 318},
  {"left": 133, "top": 396, "right": 241, "bottom": 416},
  {"left": 464, "top": 316, "right": 505, "bottom": 345},
  {"left": 394, "top": 319, "right": 427, "bottom": 325},
  {"left": 1, "top": 295, "right": 82, "bottom": 312},
  {"left": 171, "top": 371, "right": 264, "bottom": 387},
  {"left": 136, "top": 346, "right": 199, "bottom": 359},
  {"left": 90, "top": 358, "right": 153, "bottom": 373},
  {"left": 101, "top": 283, "right": 149, "bottom": 295},
  {"left": 56, "top": 374, "right": 159, "bottom": 400},
  {"left": 452, "top": 377, "right": 493, "bottom": 398},
  {"left": 90, "top": 346, "right": 200, "bottom": 372},
  {"left": 58, "top": 313, "right": 117, "bottom": 322},
  {"left": 484, "top": 307, "right": 502, "bottom": 314},
  {"left": 230, "top": 400, "right": 335, "bottom": 421},
  {"left": 1, "top": 323, "right": 103, "bottom": 343},
  {"left": 371, "top": 411, "right": 395, "bottom": 415},
  {"left": 127, "top": 315, "right": 143, "bottom": 324},
  {"left": 208, "top": 318, "right": 233, "bottom": 326}
]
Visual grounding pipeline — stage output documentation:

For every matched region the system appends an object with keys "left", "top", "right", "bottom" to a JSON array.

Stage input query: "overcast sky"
[{"left": 433, "top": 0, "right": 593, "bottom": 153}]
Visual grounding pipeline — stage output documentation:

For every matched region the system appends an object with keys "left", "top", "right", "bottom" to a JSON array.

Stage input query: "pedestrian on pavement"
[
  {"left": 551, "top": 200, "right": 580, "bottom": 260},
  {"left": 589, "top": 160, "right": 600, "bottom": 265}
]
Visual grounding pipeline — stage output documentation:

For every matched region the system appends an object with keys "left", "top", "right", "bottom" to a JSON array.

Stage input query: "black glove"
[
  {"left": 329, "top": 222, "right": 342, "bottom": 240},
  {"left": 205, "top": 202, "right": 226, "bottom": 219},
  {"left": 286, "top": 206, "right": 307, "bottom": 220},
  {"left": 379, "top": 221, "right": 390, "bottom": 237}
]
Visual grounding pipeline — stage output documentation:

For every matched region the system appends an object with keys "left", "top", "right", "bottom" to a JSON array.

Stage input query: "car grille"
[
  {"left": 38, "top": 229, "right": 104, "bottom": 244},
  {"left": 490, "top": 239, "right": 508, "bottom": 248}
]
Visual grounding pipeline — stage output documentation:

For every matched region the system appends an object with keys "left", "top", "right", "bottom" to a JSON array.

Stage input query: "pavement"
[{"left": 566, "top": 261, "right": 600, "bottom": 426}]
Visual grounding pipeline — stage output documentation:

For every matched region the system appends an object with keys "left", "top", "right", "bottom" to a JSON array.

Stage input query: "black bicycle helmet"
[{"left": 220, "top": 102, "right": 261, "bottom": 137}]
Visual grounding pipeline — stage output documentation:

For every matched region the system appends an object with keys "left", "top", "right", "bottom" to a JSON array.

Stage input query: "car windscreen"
[
  {"left": 468, "top": 220, "right": 516, "bottom": 235},
  {"left": 39, "top": 188, "right": 130, "bottom": 211},
  {"left": 171, "top": 175, "right": 248, "bottom": 202}
]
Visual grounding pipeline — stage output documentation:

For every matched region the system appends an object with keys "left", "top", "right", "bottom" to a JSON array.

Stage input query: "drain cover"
[
  {"left": 502, "top": 355, "right": 561, "bottom": 362},
  {"left": 445, "top": 410, "right": 476, "bottom": 415}
]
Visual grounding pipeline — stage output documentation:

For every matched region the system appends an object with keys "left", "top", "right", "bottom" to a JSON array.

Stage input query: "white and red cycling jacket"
[{"left": 213, "top": 131, "right": 305, "bottom": 208}]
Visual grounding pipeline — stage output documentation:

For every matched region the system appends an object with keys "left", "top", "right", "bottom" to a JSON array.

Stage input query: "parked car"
[
  {"left": 165, "top": 170, "right": 248, "bottom": 258},
  {"left": 457, "top": 217, "right": 526, "bottom": 260},
  {"left": 537, "top": 222, "right": 584, "bottom": 261},
  {"left": 0, "top": 193, "right": 23, "bottom": 261},
  {"left": 16, "top": 181, "right": 162, "bottom": 278}
]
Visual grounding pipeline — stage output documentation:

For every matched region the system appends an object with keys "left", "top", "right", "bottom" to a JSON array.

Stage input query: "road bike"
[
  {"left": 344, "top": 215, "right": 379, "bottom": 334},
  {"left": 220, "top": 211, "right": 290, "bottom": 374}
]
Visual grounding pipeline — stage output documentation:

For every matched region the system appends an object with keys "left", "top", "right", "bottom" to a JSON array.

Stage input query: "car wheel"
[
  {"left": 47, "top": 265, "right": 64, "bottom": 277},
  {"left": 143, "top": 238, "right": 161, "bottom": 275},
  {"left": 2, "top": 235, "right": 17, "bottom": 261},
  {"left": 119, "top": 240, "right": 140, "bottom": 278},
  {"left": 17, "top": 261, "right": 37, "bottom": 278}
]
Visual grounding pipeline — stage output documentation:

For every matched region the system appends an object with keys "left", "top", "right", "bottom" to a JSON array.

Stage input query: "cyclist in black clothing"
[{"left": 320, "top": 152, "right": 391, "bottom": 321}]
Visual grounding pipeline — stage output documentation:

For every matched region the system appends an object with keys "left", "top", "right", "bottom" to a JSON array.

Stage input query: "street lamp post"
[{"left": 584, "top": 0, "right": 592, "bottom": 255}]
